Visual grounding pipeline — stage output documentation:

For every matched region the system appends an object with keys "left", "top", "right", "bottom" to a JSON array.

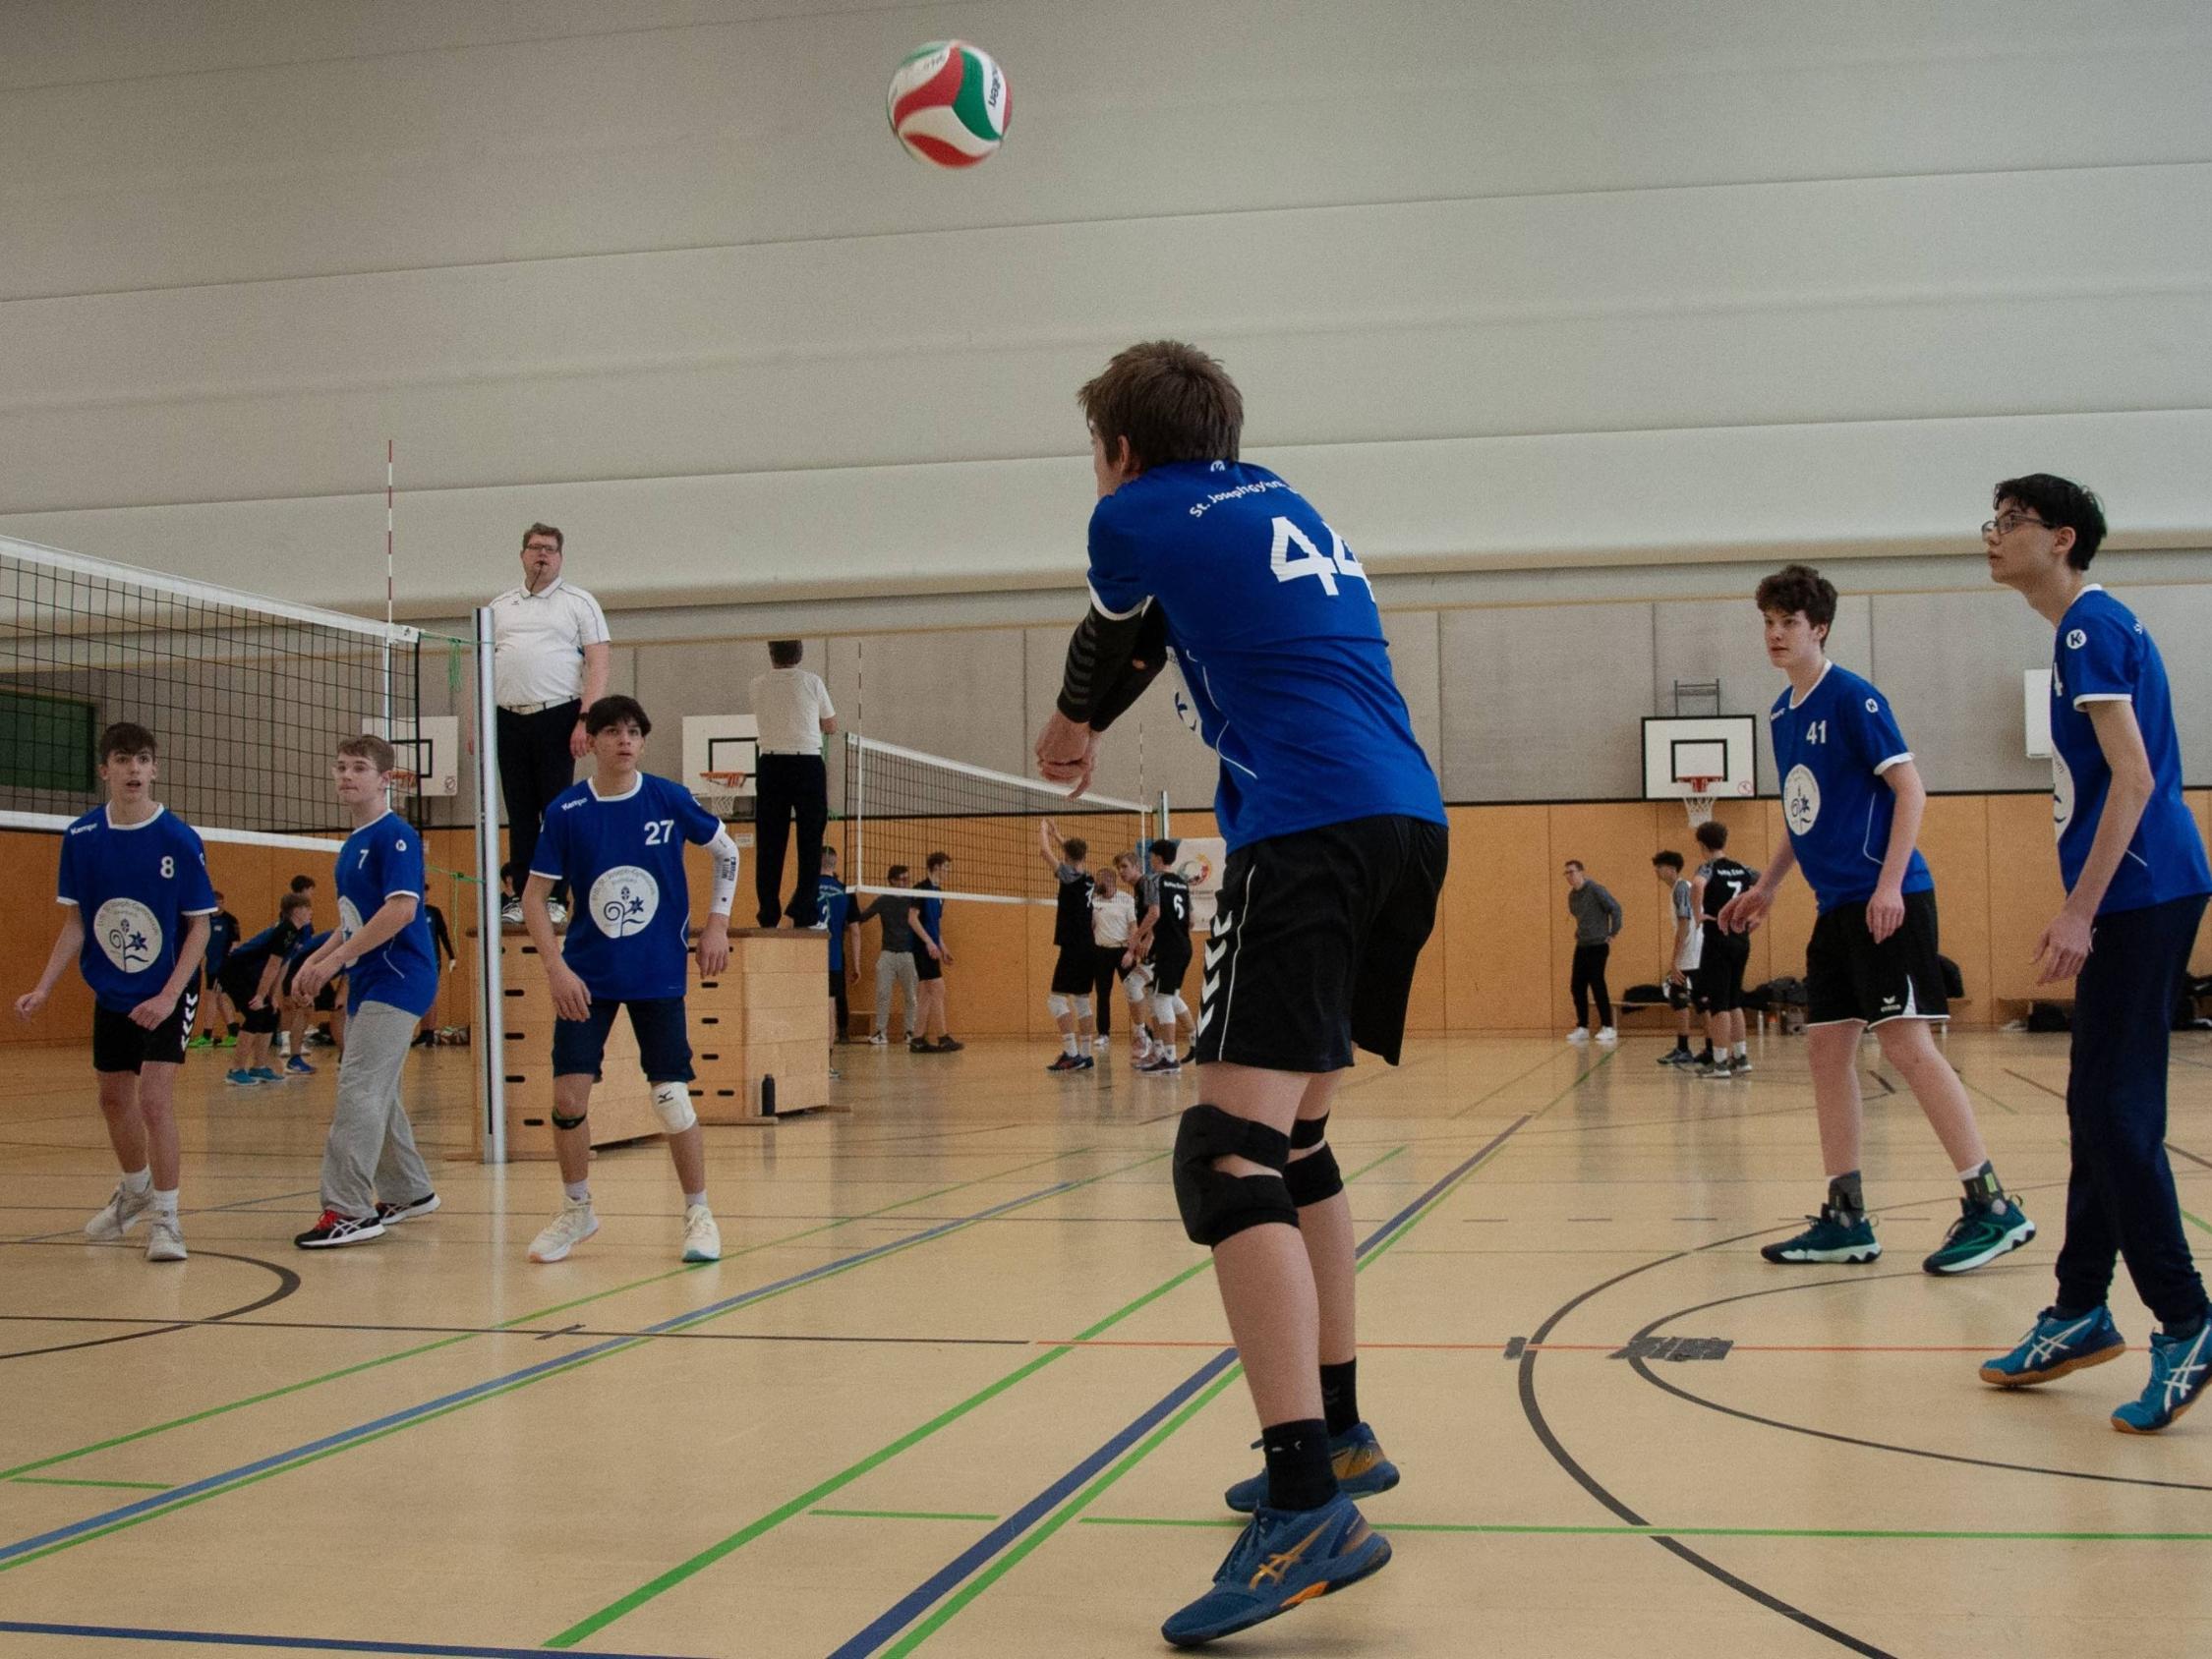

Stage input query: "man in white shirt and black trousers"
[
  {"left": 490, "top": 523, "right": 611, "bottom": 926},
  {"left": 748, "top": 641, "right": 837, "bottom": 928}
]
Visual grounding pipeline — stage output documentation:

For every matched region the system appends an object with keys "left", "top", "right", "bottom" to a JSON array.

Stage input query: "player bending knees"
[{"left": 520, "top": 696, "right": 742, "bottom": 1266}]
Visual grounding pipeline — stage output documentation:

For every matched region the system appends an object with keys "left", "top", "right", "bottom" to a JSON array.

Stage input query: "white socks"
[
  {"left": 563, "top": 1180, "right": 590, "bottom": 1204},
  {"left": 683, "top": 1189, "right": 707, "bottom": 1210},
  {"left": 122, "top": 1167, "right": 151, "bottom": 1194},
  {"left": 151, "top": 1186, "right": 179, "bottom": 1218}
]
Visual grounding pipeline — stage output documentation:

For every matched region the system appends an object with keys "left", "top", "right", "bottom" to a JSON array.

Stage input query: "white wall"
[{"left": 3, "top": 0, "right": 2208, "bottom": 616}]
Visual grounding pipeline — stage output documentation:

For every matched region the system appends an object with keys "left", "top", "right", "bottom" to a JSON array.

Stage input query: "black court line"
[
  {"left": 2003, "top": 1067, "right": 2067, "bottom": 1100},
  {"left": 10, "top": 1187, "right": 323, "bottom": 1246},
  {"left": 1623, "top": 1277, "right": 2212, "bottom": 1495},
  {"left": 0, "top": 1312, "right": 1029, "bottom": 1348},
  {"left": 1862, "top": 1069, "right": 1894, "bottom": 1096},
  {"left": 0, "top": 1247, "right": 300, "bottom": 1362},
  {"left": 2166, "top": 1142, "right": 2212, "bottom": 1173}
]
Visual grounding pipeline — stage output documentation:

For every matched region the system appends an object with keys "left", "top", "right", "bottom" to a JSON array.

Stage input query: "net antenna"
[{"left": 845, "top": 733, "right": 1154, "bottom": 906}]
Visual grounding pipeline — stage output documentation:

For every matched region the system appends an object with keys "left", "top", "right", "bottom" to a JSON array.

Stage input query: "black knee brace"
[
  {"left": 1172, "top": 1105, "right": 1298, "bottom": 1247},
  {"left": 1284, "top": 1144, "right": 1343, "bottom": 1208},
  {"left": 1290, "top": 1113, "right": 1329, "bottom": 1150},
  {"left": 551, "top": 1108, "right": 589, "bottom": 1131}
]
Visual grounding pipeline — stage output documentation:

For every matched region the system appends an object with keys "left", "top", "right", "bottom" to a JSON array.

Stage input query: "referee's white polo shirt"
[
  {"left": 749, "top": 667, "right": 835, "bottom": 757},
  {"left": 489, "top": 578, "right": 610, "bottom": 711}
]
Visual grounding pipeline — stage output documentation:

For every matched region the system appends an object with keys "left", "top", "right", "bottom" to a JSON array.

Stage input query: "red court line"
[{"left": 1038, "top": 1339, "right": 2016, "bottom": 1353}]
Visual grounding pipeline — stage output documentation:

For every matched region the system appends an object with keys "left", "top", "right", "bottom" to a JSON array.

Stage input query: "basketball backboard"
[
  {"left": 681, "top": 715, "right": 759, "bottom": 803},
  {"left": 1642, "top": 715, "right": 1758, "bottom": 800},
  {"left": 363, "top": 715, "right": 459, "bottom": 796}
]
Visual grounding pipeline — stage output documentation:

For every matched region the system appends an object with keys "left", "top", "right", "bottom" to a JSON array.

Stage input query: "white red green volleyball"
[{"left": 887, "top": 40, "right": 1009, "bottom": 168}]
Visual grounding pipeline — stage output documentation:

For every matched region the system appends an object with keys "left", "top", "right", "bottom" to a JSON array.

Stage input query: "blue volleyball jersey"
[
  {"left": 914, "top": 878, "right": 944, "bottom": 944},
  {"left": 1085, "top": 460, "right": 1444, "bottom": 852},
  {"left": 226, "top": 919, "right": 303, "bottom": 990},
  {"left": 532, "top": 772, "right": 722, "bottom": 1001},
  {"left": 334, "top": 810, "right": 438, "bottom": 1016},
  {"left": 817, "top": 876, "right": 849, "bottom": 972},
  {"left": 2049, "top": 587, "right": 2210, "bottom": 913},
  {"left": 55, "top": 804, "right": 218, "bottom": 1012},
  {"left": 205, "top": 909, "right": 239, "bottom": 974},
  {"left": 1769, "top": 661, "right": 1933, "bottom": 912}
]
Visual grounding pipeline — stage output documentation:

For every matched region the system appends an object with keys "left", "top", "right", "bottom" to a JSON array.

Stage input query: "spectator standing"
[
  {"left": 856, "top": 865, "right": 920, "bottom": 1044},
  {"left": 748, "top": 641, "right": 837, "bottom": 928},
  {"left": 1564, "top": 859, "right": 1621, "bottom": 1046},
  {"left": 489, "top": 523, "right": 611, "bottom": 927}
]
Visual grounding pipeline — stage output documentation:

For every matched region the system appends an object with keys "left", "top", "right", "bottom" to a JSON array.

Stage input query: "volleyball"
[{"left": 887, "top": 40, "right": 1009, "bottom": 168}]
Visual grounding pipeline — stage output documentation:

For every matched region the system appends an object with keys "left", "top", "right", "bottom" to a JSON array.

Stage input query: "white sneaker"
[
  {"left": 500, "top": 898, "right": 523, "bottom": 927},
  {"left": 868, "top": 1032, "right": 888, "bottom": 1046},
  {"left": 145, "top": 1216, "right": 188, "bottom": 1262},
  {"left": 86, "top": 1182, "right": 155, "bottom": 1240},
  {"left": 528, "top": 1198, "right": 600, "bottom": 1263},
  {"left": 547, "top": 899, "right": 569, "bottom": 927},
  {"left": 681, "top": 1203, "right": 722, "bottom": 1263},
  {"left": 1596, "top": 1027, "right": 1618, "bottom": 1046},
  {"left": 1565, "top": 1028, "right": 1591, "bottom": 1046}
]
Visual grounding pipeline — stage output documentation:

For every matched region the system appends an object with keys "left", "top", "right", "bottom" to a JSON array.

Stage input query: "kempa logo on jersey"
[
  {"left": 1783, "top": 765, "right": 1821, "bottom": 834},
  {"left": 92, "top": 898, "right": 161, "bottom": 973},
  {"left": 591, "top": 866, "right": 660, "bottom": 937},
  {"left": 2067, "top": 629, "right": 2087, "bottom": 649}
]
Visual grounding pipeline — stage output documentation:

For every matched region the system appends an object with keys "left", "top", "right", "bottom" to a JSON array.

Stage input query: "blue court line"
[
  {"left": 828, "top": 1118, "right": 1533, "bottom": 1658},
  {"left": 0, "top": 1620, "right": 700, "bottom": 1658},
  {"left": 0, "top": 1178, "right": 1081, "bottom": 1569}
]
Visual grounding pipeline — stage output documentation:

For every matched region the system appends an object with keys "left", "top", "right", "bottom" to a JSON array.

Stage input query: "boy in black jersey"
[
  {"left": 1039, "top": 820, "right": 1098, "bottom": 1071},
  {"left": 1690, "top": 821, "right": 1757, "bottom": 1078},
  {"left": 1137, "top": 840, "right": 1194, "bottom": 1075}
]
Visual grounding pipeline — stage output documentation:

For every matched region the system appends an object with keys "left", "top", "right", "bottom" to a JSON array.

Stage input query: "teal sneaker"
[
  {"left": 1980, "top": 1306, "right": 2125, "bottom": 1387},
  {"left": 1160, "top": 1492, "right": 1390, "bottom": 1648},
  {"left": 2112, "top": 1321, "right": 2212, "bottom": 1434},
  {"left": 1223, "top": 1423, "right": 1399, "bottom": 1515},
  {"left": 1922, "top": 1198, "right": 2035, "bottom": 1276},
  {"left": 1761, "top": 1204, "right": 1881, "bottom": 1264},
  {"left": 249, "top": 1066, "right": 282, "bottom": 1083},
  {"left": 224, "top": 1068, "right": 262, "bottom": 1087}
]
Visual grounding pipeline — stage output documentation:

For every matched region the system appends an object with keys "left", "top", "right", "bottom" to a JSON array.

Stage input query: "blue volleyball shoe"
[
  {"left": 1160, "top": 1492, "right": 1390, "bottom": 1648},
  {"left": 1223, "top": 1423, "right": 1398, "bottom": 1515},
  {"left": 1979, "top": 1306, "right": 2125, "bottom": 1387},
  {"left": 2112, "top": 1322, "right": 2212, "bottom": 1434}
]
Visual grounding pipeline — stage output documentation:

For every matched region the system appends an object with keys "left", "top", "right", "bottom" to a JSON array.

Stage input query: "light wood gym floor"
[{"left": 3, "top": 1027, "right": 2210, "bottom": 1658}]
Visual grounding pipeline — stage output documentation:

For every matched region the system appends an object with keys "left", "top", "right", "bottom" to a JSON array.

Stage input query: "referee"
[
  {"left": 490, "top": 523, "right": 610, "bottom": 926},
  {"left": 748, "top": 641, "right": 837, "bottom": 927}
]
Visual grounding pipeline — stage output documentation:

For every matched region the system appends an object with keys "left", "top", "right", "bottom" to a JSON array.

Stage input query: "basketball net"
[
  {"left": 1682, "top": 777, "right": 1717, "bottom": 829},
  {"left": 697, "top": 770, "right": 747, "bottom": 817}
]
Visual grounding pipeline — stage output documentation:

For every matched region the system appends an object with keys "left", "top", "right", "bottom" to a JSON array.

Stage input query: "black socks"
[
  {"left": 1261, "top": 1418, "right": 1337, "bottom": 1513},
  {"left": 1319, "top": 1360, "right": 1359, "bottom": 1437},
  {"left": 1827, "top": 1171, "right": 1865, "bottom": 1221},
  {"left": 1961, "top": 1161, "right": 2005, "bottom": 1210},
  {"left": 1673, "top": 1035, "right": 1691, "bottom": 1055}
]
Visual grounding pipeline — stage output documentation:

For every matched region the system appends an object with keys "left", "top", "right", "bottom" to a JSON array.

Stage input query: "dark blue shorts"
[{"left": 552, "top": 997, "right": 694, "bottom": 1083}]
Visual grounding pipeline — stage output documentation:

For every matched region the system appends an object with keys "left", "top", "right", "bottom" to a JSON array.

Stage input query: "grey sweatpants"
[
  {"left": 874, "top": 950, "right": 918, "bottom": 1037},
  {"left": 320, "top": 1000, "right": 432, "bottom": 1219}
]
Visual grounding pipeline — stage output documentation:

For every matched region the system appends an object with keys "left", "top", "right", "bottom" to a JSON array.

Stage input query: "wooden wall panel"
[
  {"left": 1916, "top": 794, "right": 1994, "bottom": 1026},
  {"left": 1440, "top": 806, "right": 1552, "bottom": 1032},
  {"left": 1986, "top": 793, "right": 2073, "bottom": 1006}
]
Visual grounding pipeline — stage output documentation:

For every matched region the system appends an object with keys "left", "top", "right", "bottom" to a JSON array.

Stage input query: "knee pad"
[
  {"left": 551, "top": 1108, "right": 589, "bottom": 1131},
  {"left": 1284, "top": 1144, "right": 1343, "bottom": 1208},
  {"left": 1047, "top": 993, "right": 1072, "bottom": 1018},
  {"left": 1125, "top": 975, "right": 1149, "bottom": 1002},
  {"left": 1173, "top": 995, "right": 1191, "bottom": 1018},
  {"left": 1072, "top": 995, "right": 1092, "bottom": 1019},
  {"left": 1290, "top": 1113, "right": 1329, "bottom": 1150},
  {"left": 1152, "top": 994, "right": 1177, "bottom": 1023},
  {"left": 652, "top": 1079, "right": 697, "bottom": 1134},
  {"left": 1171, "top": 1105, "right": 1298, "bottom": 1247}
]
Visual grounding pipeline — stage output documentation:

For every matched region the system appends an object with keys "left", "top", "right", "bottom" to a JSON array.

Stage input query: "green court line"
[
  {"left": 881, "top": 1063, "right": 1606, "bottom": 1655},
  {"left": 0, "top": 1151, "right": 1160, "bottom": 1578},
  {"left": 2183, "top": 1207, "right": 2210, "bottom": 1235},
  {"left": 812, "top": 1510, "right": 1003, "bottom": 1524},
  {"left": 9, "top": 1477, "right": 171, "bottom": 1492},
  {"left": 1073, "top": 1516, "right": 2212, "bottom": 1542},
  {"left": 0, "top": 1146, "right": 1097, "bottom": 1484},
  {"left": 544, "top": 1143, "right": 1407, "bottom": 1649}
]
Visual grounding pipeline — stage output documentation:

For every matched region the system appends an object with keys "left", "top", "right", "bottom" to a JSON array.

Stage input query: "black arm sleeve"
[{"left": 1056, "top": 601, "right": 1169, "bottom": 733}]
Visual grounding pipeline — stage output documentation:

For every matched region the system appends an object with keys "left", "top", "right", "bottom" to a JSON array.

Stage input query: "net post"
[
  {"left": 472, "top": 605, "right": 507, "bottom": 1165},
  {"left": 851, "top": 730, "right": 865, "bottom": 898}
]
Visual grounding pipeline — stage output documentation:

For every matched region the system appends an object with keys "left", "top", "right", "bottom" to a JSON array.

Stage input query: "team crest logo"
[
  {"left": 591, "top": 866, "right": 660, "bottom": 938},
  {"left": 1783, "top": 765, "right": 1821, "bottom": 835},
  {"left": 2066, "top": 629, "right": 2086, "bottom": 650},
  {"left": 338, "top": 896, "right": 365, "bottom": 940},
  {"left": 92, "top": 899, "right": 161, "bottom": 974},
  {"left": 1864, "top": 698, "right": 1880, "bottom": 714},
  {"left": 2052, "top": 753, "right": 2074, "bottom": 839}
]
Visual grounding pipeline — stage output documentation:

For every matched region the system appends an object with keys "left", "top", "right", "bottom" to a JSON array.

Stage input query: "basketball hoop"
[
  {"left": 696, "top": 770, "right": 747, "bottom": 816},
  {"left": 389, "top": 769, "right": 420, "bottom": 797},
  {"left": 1682, "top": 777, "right": 1717, "bottom": 829}
]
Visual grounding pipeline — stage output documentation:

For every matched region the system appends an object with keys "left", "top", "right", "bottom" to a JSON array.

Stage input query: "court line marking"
[
  {"left": 0, "top": 1159, "right": 1158, "bottom": 1571},
  {"left": 540, "top": 1143, "right": 1411, "bottom": 1650},
  {"left": 0, "top": 1620, "right": 704, "bottom": 1658},
  {"left": 8, "top": 1477, "right": 170, "bottom": 1491},
  {"left": 0, "top": 1247, "right": 301, "bottom": 1363},
  {"left": 0, "top": 1147, "right": 1095, "bottom": 1485},
  {"left": 842, "top": 1512, "right": 2212, "bottom": 1543},
  {"left": 825, "top": 1117, "right": 1540, "bottom": 1659},
  {"left": 8, "top": 1187, "right": 324, "bottom": 1245},
  {"left": 2003, "top": 1066, "right": 2066, "bottom": 1101},
  {"left": 2166, "top": 1142, "right": 2212, "bottom": 1173}
]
